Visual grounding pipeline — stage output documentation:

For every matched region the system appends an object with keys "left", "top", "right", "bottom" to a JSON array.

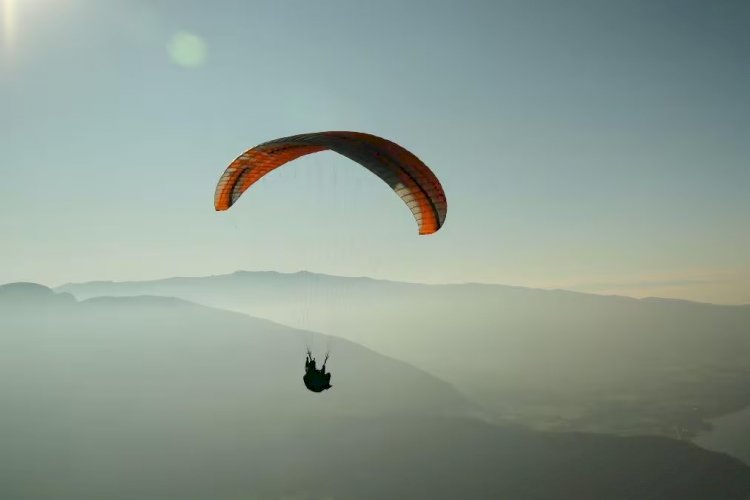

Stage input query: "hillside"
[
  {"left": 0, "top": 282, "right": 474, "bottom": 421},
  {"left": 3, "top": 282, "right": 750, "bottom": 499},
  {"left": 58, "top": 271, "right": 750, "bottom": 436}
]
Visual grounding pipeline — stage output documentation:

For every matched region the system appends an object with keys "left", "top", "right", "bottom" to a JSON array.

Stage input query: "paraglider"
[
  {"left": 303, "top": 349, "right": 332, "bottom": 393},
  {"left": 213, "top": 131, "right": 447, "bottom": 394},
  {"left": 214, "top": 131, "right": 447, "bottom": 235}
]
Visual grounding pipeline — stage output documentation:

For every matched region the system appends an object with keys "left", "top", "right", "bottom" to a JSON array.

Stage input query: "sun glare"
[{"left": 2, "top": 0, "right": 16, "bottom": 54}]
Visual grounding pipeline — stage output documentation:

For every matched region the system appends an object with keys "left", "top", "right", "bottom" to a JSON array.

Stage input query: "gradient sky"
[{"left": 1, "top": 0, "right": 748, "bottom": 304}]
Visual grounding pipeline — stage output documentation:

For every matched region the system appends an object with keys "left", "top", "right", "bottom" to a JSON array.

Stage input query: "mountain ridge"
[{"left": 53, "top": 270, "right": 750, "bottom": 308}]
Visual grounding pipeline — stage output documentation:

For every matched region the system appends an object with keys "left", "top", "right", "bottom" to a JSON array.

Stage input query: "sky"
[{"left": 1, "top": 0, "right": 748, "bottom": 304}]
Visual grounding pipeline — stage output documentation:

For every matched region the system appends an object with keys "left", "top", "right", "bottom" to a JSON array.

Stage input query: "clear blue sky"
[{"left": 1, "top": 0, "right": 748, "bottom": 303}]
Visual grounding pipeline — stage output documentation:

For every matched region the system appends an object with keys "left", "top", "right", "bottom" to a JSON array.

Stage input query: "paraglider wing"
[{"left": 214, "top": 131, "right": 447, "bottom": 235}]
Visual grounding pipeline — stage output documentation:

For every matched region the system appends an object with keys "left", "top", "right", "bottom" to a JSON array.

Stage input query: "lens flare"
[{"left": 167, "top": 31, "right": 207, "bottom": 68}]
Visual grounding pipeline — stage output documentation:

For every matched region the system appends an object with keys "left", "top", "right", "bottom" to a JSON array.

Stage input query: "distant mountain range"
[
  {"left": 2, "top": 282, "right": 750, "bottom": 500},
  {"left": 58, "top": 271, "right": 750, "bottom": 437}
]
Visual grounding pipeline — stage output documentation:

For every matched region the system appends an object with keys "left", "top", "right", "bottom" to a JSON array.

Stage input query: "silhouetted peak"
[
  {"left": 0, "top": 282, "right": 75, "bottom": 304},
  {"left": 0, "top": 282, "right": 53, "bottom": 296}
]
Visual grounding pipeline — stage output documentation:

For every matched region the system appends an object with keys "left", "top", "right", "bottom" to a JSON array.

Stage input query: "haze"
[{"left": 2, "top": 1, "right": 750, "bottom": 499}]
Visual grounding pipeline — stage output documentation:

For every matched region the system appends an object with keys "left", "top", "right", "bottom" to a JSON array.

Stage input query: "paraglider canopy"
[{"left": 214, "top": 131, "right": 447, "bottom": 235}]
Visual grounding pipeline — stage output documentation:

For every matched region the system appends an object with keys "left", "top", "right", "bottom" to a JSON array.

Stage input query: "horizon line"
[{"left": 3, "top": 269, "right": 745, "bottom": 308}]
